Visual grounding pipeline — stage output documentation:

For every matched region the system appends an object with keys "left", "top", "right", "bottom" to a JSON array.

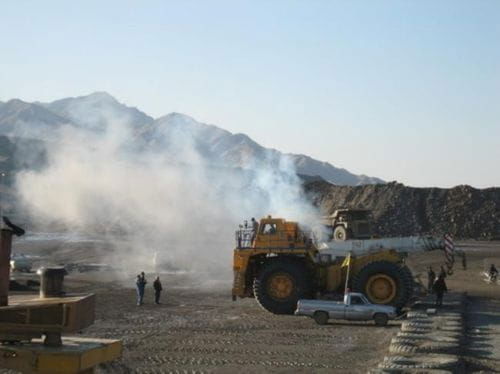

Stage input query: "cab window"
[
  {"left": 350, "top": 296, "right": 365, "bottom": 305},
  {"left": 261, "top": 223, "right": 277, "bottom": 234}
]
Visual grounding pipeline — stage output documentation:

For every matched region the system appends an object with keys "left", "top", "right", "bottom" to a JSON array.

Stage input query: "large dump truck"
[
  {"left": 232, "top": 216, "right": 447, "bottom": 314},
  {"left": 321, "top": 208, "right": 373, "bottom": 241}
]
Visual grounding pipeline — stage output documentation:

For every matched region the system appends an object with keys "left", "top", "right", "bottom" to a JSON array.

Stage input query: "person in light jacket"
[{"left": 136, "top": 273, "right": 147, "bottom": 306}]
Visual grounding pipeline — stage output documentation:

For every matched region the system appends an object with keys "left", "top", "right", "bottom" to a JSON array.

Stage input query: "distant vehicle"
[
  {"left": 295, "top": 292, "right": 397, "bottom": 326},
  {"left": 10, "top": 254, "right": 33, "bottom": 273},
  {"left": 321, "top": 209, "right": 373, "bottom": 241}
]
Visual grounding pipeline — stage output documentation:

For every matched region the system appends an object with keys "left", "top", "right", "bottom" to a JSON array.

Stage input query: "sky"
[{"left": 1, "top": 0, "right": 499, "bottom": 188}]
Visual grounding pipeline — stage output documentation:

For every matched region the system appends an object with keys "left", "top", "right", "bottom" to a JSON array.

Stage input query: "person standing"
[
  {"left": 251, "top": 217, "right": 259, "bottom": 245},
  {"left": 489, "top": 264, "right": 498, "bottom": 282},
  {"left": 432, "top": 275, "right": 448, "bottom": 307},
  {"left": 153, "top": 276, "right": 163, "bottom": 304},
  {"left": 461, "top": 253, "right": 467, "bottom": 271},
  {"left": 439, "top": 265, "right": 447, "bottom": 279},
  {"left": 136, "top": 272, "right": 147, "bottom": 306},
  {"left": 427, "top": 266, "right": 436, "bottom": 293}
]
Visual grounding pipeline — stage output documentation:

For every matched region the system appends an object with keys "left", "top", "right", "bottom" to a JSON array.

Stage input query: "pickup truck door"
[
  {"left": 328, "top": 305, "right": 346, "bottom": 319},
  {"left": 346, "top": 295, "right": 370, "bottom": 320}
]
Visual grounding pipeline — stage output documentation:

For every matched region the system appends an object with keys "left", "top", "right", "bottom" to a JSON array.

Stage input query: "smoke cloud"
[{"left": 15, "top": 111, "right": 320, "bottom": 284}]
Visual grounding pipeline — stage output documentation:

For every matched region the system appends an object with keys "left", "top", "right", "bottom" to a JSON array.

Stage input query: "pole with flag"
[
  {"left": 342, "top": 252, "right": 352, "bottom": 294},
  {"left": 443, "top": 233, "right": 455, "bottom": 275}
]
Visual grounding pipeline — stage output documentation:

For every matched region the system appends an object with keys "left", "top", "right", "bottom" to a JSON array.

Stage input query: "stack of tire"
[{"left": 369, "top": 293, "right": 466, "bottom": 373}]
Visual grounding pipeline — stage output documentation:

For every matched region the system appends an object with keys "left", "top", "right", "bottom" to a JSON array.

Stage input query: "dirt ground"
[
  {"left": 407, "top": 240, "right": 500, "bottom": 373},
  {"left": 80, "top": 276, "right": 398, "bottom": 373},
  {"left": 4, "top": 238, "right": 500, "bottom": 373}
]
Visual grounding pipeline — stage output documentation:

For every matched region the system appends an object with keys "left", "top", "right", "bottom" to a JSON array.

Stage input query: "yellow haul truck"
[{"left": 232, "top": 216, "right": 447, "bottom": 314}]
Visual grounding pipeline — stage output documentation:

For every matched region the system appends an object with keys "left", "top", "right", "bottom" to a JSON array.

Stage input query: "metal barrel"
[{"left": 37, "top": 267, "right": 67, "bottom": 298}]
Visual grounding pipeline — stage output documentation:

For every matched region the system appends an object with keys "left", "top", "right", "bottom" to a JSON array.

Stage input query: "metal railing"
[{"left": 235, "top": 229, "right": 315, "bottom": 250}]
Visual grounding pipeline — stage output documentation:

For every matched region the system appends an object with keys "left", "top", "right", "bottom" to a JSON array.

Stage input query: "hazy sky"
[{"left": 1, "top": 1, "right": 499, "bottom": 188}]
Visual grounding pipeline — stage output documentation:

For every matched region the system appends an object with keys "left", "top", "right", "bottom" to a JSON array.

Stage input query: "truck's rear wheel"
[
  {"left": 333, "top": 226, "right": 349, "bottom": 241},
  {"left": 313, "top": 311, "right": 329, "bottom": 325},
  {"left": 253, "top": 259, "right": 311, "bottom": 314},
  {"left": 352, "top": 261, "right": 413, "bottom": 308}
]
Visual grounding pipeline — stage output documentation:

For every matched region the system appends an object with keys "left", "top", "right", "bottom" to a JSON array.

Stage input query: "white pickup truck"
[{"left": 295, "top": 292, "right": 397, "bottom": 326}]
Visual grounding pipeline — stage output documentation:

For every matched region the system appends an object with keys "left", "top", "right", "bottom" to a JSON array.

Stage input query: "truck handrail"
[{"left": 235, "top": 228, "right": 316, "bottom": 250}]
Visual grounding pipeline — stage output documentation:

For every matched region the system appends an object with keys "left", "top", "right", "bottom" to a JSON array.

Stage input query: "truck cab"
[{"left": 235, "top": 216, "right": 313, "bottom": 250}]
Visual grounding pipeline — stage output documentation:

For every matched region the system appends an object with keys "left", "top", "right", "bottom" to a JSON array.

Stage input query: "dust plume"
[{"left": 15, "top": 113, "right": 320, "bottom": 283}]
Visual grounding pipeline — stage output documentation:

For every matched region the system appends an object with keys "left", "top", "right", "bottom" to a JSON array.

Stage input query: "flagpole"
[{"left": 344, "top": 251, "right": 352, "bottom": 294}]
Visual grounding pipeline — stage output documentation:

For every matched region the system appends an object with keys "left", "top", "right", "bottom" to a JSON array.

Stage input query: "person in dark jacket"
[
  {"left": 427, "top": 266, "right": 436, "bottom": 293},
  {"left": 250, "top": 217, "right": 259, "bottom": 244},
  {"left": 439, "top": 265, "right": 447, "bottom": 279},
  {"left": 153, "top": 276, "right": 163, "bottom": 304},
  {"left": 489, "top": 264, "right": 498, "bottom": 282},
  {"left": 136, "top": 272, "right": 147, "bottom": 306},
  {"left": 432, "top": 275, "right": 448, "bottom": 306}
]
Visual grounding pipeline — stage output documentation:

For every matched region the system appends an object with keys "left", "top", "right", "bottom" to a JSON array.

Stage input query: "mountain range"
[{"left": 0, "top": 92, "right": 383, "bottom": 185}]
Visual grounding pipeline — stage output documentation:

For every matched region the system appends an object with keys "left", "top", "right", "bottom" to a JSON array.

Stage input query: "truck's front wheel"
[
  {"left": 253, "top": 259, "right": 311, "bottom": 314},
  {"left": 333, "top": 226, "right": 349, "bottom": 241}
]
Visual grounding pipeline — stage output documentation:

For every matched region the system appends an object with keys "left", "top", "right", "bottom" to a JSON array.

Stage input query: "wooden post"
[{"left": 0, "top": 229, "right": 13, "bottom": 306}]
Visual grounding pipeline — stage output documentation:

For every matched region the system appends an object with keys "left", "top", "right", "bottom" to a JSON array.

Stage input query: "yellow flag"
[{"left": 341, "top": 253, "right": 351, "bottom": 268}]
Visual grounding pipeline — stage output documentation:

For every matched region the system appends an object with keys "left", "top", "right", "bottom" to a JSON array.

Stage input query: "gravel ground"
[
  {"left": 70, "top": 273, "right": 398, "bottom": 374},
  {"left": 464, "top": 297, "right": 500, "bottom": 372},
  {"left": 3, "top": 238, "right": 500, "bottom": 373}
]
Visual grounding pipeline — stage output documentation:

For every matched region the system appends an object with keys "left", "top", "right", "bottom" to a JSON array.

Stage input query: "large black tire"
[
  {"left": 399, "top": 265, "right": 415, "bottom": 299},
  {"left": 333, "top": 225, "right": 349, "bottom": 241},
  {"left": 253, "top": 259, "right": 311, "bottom": 314},
  {"left": 352, "top": 261, "right": 413, "bottom": 308}
]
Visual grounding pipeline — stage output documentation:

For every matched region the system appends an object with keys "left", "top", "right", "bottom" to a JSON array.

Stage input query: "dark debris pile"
[{"left": 305, "top": 181, "right": 500, "bottom": 240}]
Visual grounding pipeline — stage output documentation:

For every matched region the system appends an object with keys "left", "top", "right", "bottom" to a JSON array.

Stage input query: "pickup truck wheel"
[
  {"left": 313, "top": 311, "right": 329, "bottom": 325},
  {"left": 253, "top": 259, "right": 311, "bottom": 315},
  {"left": 374, "top": 313, "right": 389, "bottom": 326}
]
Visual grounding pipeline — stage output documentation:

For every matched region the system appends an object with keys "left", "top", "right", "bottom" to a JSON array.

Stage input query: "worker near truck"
[
  {"left": 489, "top": 264, "right": 498, "bottom": 282},
  {"left": 432, "top": 275, "right": 448, "bottom": 307},
  {"left": 427, "top": 266, "right": 436, "bottom": 293},
  {"left": 251, "top": 217, "right": 258, "bottom": 244},
  {"left": 439, "top": 265, "right": 447, "bottom": 279},
  {"left": 153, "top": 276, "right": 163, "bottom": 304},
  {"left": 136, "top": 272, "right": 147, "bottom": 306}
]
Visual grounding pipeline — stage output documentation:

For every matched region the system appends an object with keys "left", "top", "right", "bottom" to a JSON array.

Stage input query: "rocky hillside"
[
  {"left": 0, "top": 99, "right": 68, "bottom": 140},
  {"left": 0, "top": 93, "right": 382, "bottom": 186},
  {"left": 305, "top": 181, "right": 500, "bottom": 240}
]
